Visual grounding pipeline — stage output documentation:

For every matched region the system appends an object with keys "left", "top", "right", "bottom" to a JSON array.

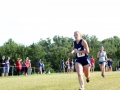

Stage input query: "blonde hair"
[
  {"left": 16, "top": 58, "right": 22, "bottom": 62},
  {"left": 74, "top": 31, "right": 82, "bottom": 38}
]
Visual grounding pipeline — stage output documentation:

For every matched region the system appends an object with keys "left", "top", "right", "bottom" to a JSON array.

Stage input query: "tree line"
[{"left": 0, "top": 35, "right": 120, "bottom": 72}]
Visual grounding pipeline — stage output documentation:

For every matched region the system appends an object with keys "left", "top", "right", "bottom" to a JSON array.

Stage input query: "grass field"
[{"left": 0, "top": 71, "right": 120, "bottom": 90}]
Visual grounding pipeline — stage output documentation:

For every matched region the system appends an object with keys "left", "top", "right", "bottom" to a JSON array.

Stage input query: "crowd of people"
[
  {"left": 0, "top": 56, "right": 10, "bottom": 77},
  {"left": 0, "top": 56, "right": 46, "bottom": 77},
  {"left": 0, "top": 56, "right": 32, "bottom": 77},
  {"left": 14, "top": 57, "right": 32, "bottom": 76},
  {"left": 60, "top": 58, "right": 75, "bottom": 73},
  {"left": 38, "top": 59, "right": 45, "bottom": 74}
]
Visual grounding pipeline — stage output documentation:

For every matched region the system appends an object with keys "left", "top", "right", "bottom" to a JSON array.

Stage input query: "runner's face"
[
  {"left": 100, "top": 47, "right": 104, "bottom": 51},
  {"left": 74, "top": 32, "right": 80, "bottom": 40}
]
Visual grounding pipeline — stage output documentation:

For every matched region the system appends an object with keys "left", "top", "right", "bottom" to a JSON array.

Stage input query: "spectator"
[
  {"left": 38, "top": 59, "right": 42, "bottom": 74},
  {"left": 41, "top": 61, "right": 45, "bottom": 74},
  {"left": 0, "top": 56, "right": 5, "bottom": 77},
  {"left": 27, "top": 60, "right": 32, "bottom": 75},
  {"left": 70, "top": 59, "right": 74, "bottom": 72},
  {"left": 118, "top": 60, "right": 120, "bottom": 71},
  {"left": 5, "top": 57, "right": 10, "bottom": 76},
  {"left": 61, "top": 58, "right": 65, "bottom": 73},
  {"left": 14, "top": 58, "right": 22, "bottom": 76},
  {"left": 24, "top": 57, "right": 29, "bottom": 76},
  {"left": 90, "top": 56, "right": 95, "bottom": 72},
  {"left": 107, "top": 58, "right": 113, "bottom": 71},
  {"left": 21, "top": 60, "right": 25, "bottom": 75},
  {"left": 66, "top": 58, "right": 70, "bottom": 73}
]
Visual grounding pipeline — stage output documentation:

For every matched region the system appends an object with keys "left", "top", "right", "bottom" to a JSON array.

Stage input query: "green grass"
[{"left": 0, "top": 71, "right": 120, "bottom": 90}]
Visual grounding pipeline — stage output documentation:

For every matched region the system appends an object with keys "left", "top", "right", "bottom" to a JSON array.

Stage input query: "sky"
[{"left": 0, "top": 0, "right": 120, "bottom": 46}]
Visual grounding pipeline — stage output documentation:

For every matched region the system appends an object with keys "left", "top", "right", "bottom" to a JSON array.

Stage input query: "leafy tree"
[{"left": 0, "top": 35, "right": 120, "bottom": 72}]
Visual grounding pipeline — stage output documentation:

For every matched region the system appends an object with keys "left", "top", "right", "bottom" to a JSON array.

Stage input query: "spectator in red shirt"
[
  {"left": 14, "top": 58, "right": 22, "bottom": 76},
  {"left": 90, "top": 56, "right": 95, "bottom": 72},
  {"left": 66, "top": 58, "right": 70, "bottom": 73},
  {"left": 24, "top": 57, "right": 29, "bottom": 76}
]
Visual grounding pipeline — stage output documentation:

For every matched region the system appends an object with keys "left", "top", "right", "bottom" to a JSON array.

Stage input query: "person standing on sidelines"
[
  {"left": 27, "top": 60, "right": 32, "bottom": 75},
  {"left": 107, "top": 58, "right": 113, "bottom": 71},
  {"left": 69, "top": 31, "right": 90, "bottom": 90},
  {"left": 24, "top": 57, "right": 29, "bottom": 76},
  {"left": 118, "top": 60, "right": 120, "bottom": 71},
  {"left": 61, "top": 58, "right": 65, "bottom": 73},
  {"left": 66, "top": 58, "right": 70, "bottom": 73},
  {"left": 70, "top": 59, "right": 74, "bottom": 72},
  {"left": 0, "top": 56, "right": 5, "bottom": 77},
  {"left": 5, "top": 57, "right": 10, "bottom": 76},
  {"left": 38, "top": 59, "right": 42, "bottom": 74},
  {"left": 90, "top": 56, "right": 95, "bottom": 72},
  {"left": 41, "top": 61, "right": 45, "bottom": 74},
  {"left": 97, "top": 46, "right": 108, "bottom": 77},
  {"left": 14, "top": 58, "right": 22, "bottom": 76}
]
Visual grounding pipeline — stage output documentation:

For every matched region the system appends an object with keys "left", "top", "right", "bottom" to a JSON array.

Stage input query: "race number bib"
[
  {"left": 99, "top": 52, "right": 106, "bottom": 61},
  {"left": 99, "top": 57, "right": 105, "bottom": 61},
  {"left": 76, "top": 48, "right": 85, "bottom": 57}
]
